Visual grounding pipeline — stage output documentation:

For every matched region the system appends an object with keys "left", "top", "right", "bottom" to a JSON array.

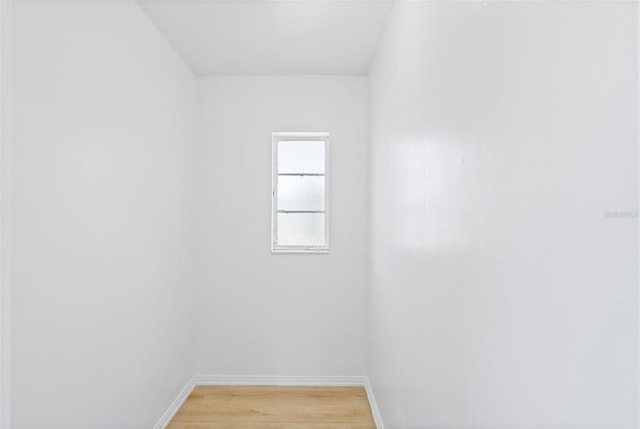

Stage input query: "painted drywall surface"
[
  {"left": 138, "top": 0, "right": 393, "bottom": 75},
  {"left": 0, "top": 1, "right": 12, "bottom": 427},
  {"left": 195, "top": 76, "right": 368, "bottom": 376},
  {"left": 12, "top": 3, "right": 196, "bottom": 428},
  {"left": 368, "top": 2, "right": 638, "bottom": 428}
]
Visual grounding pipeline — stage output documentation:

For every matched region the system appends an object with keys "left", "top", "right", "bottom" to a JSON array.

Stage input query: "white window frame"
[{"left": 272, "top": 132, "right": 330, "bottom": 254}]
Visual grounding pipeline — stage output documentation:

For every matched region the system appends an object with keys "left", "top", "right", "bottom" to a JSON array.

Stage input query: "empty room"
[{"left": 0, "top": 0, "right": 638, "bottom": 428}]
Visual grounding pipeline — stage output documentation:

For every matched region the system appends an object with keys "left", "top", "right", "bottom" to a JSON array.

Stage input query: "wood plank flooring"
[{"left": 167, "top": 385, "right": 376, "bottom": 429}]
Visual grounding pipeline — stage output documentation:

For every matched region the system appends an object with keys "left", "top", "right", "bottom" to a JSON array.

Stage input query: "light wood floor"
[{"left": 167, "top": 385, "right": 376, "bottom": 429}]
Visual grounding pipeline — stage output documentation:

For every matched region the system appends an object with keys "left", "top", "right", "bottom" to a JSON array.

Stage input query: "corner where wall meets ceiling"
[{"left": 137, "top": 0, "right": 395, "bottom": 76}]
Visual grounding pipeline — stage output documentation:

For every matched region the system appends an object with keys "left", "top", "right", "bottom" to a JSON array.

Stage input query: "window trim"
[{"left": 271, "top": 132, "right": 330, "bottom": 254}]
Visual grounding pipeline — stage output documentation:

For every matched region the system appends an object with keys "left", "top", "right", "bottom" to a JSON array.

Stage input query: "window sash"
[{"left": 272, "top": 132, "right": 329, "bottom": 253}]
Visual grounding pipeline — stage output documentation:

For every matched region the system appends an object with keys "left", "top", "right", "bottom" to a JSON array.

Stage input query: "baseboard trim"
[
  {"left": 155, "top": 375, "right": 381, "bottom": 429},
  {"left": 364, "top": 379, "right": 385, "bottom": 429},
  {"left": 195, "top": 374, "right": 367, "bottom": 386},
  {"left": 153, "top": 376, "right": 196, "bottom": 429}
]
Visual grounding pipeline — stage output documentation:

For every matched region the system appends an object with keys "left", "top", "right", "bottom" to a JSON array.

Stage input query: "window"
[{"left": 272, "top": 132, "right": 329, "bottom": 253}]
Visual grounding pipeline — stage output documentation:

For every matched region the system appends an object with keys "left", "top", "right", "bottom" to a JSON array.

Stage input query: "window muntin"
[{"left": 272, "top": 133, "right": 329, "bottom": 253}]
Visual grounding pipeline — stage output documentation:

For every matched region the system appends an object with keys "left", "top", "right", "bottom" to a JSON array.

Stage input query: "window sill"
[{"left": 271, "top": 248, "right": 329, "bottom": 254}]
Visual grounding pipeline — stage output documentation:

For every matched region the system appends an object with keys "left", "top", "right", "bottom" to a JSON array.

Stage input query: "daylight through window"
[{"left": 272, "top": 133, "right": 329, "bottom": 253}]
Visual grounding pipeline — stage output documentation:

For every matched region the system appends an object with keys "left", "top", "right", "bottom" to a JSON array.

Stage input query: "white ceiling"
[{"left": 138, "top": 0, "right": 394, "bottom": 75}]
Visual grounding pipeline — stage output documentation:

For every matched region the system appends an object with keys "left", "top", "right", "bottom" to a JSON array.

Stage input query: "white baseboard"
[
  {"left": 195, "top": 374, "right": 367, "bottom": 386},
  {"left": 153, "top": 376, "right": 196, "bottom": 429},
  {"left": 154, "top": 375, "right": 382, "bottom": 429},
  {"left": 364, "top": 379, "right": 385, "bottom": 429}
]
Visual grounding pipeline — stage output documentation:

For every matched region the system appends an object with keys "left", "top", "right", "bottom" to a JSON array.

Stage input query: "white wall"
[
  {"left": 195, "top": 76, "right": 368, "bottom": 376},
  {"left": 11, "top": 3, "right": 196, "bottom": 428},
  {"left": 368, "top": 2, "right": 638, "bottom": 428},
  {"left": 0, "top": 0, "right": 12, "bottom": 427}
]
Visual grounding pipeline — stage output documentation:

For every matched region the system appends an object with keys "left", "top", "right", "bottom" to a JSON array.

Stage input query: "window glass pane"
[
  {"left": 278, "top": 175, "right": 325, "bottom": 212},
  {"left": 278, "top": 140, "right": 325, "bottom": 174},
  {"left": 277, "top": 213, "right": 325, "bottom": 246}
]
